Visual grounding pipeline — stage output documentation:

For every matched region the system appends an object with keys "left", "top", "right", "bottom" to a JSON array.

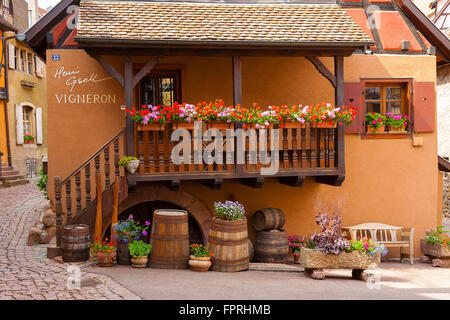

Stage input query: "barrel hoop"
[
  {"left": 153, "top": 218, "right": 188, "bottom": 224},
  {"left": 151, "top": 256, "right": 189, "bottom": 262},
  {"left": 151, "top": 234, "right": 189, "bottom": 240},
  {"left": 213, "top": 257, "right": 249, "bottom": 265},
  {"left": 255, "top": 242, "right": 289, "bottom": 247},
  {"left": 208, "top": 236, "right": 246, "bottom": 246}
]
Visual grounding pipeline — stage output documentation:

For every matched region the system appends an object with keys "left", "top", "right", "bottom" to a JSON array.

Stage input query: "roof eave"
[{"left": 75, "top": 36, "right": 374, "bottom": 49}]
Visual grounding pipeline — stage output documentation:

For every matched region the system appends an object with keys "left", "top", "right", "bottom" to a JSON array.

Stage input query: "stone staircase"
[{"left": 0, "top": 163, "right": 29, "bottom": 188}]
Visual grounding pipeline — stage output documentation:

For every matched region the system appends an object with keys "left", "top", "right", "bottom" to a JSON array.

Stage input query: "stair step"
[
  {"left": 0, "top": 170, "right": 20, "bottom": 177},
  {"left": 0, "top": 179, "right": 29, "bottom": 188},
  {"left": 0, "top": 174, "right": 24, "bottom": 181}
]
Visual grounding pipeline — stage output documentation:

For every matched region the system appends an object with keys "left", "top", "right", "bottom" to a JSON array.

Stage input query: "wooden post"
[
  {"left": 94, "top": 173, "right": 102, "bottom": 241},
  {"left": 111, "top": 176, "right": 120, "bottom": 244},
  {"left": 124, "top": 54, "right": 135, "bottom": 157},
  {"left": 54, "top": 176, "right": 62, "bottom": 247},
  {"left": 232, "top": 56, "right": 242, "bottom": 106}
]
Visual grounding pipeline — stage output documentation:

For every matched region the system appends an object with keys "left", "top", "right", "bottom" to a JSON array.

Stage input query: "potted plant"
[
  {"left": 127, "top": 105, "right": 168, "bottom": 131},
  {"left": 288, "top": 234, "right": 307, "bottom": 264},
  {"left": 365, "top": 112, "right": 386, "bottom": 134},
  {"left": 113, "top": 215, "right": 151, "bottom": 265},
  {"left": 420, "top": 226, "right": 450, "bottom": 264},
  {"left": 385, "top": 113, "right": 409, "bottom": 133},
  {"left": 208, "top": 200, "right": 249, "bottom": 272},
  {"left": 24, "top": 133, "right": 34, "bottom": 144},
  {"left": 128, "top": 240, "right": 152, "bottom": 268},
  {"left": 300, "top": 213, "right": 387, "bottom": 280},
  {"left": 118, "top": 156, "right": 140, "bottom": 174},
  {"left": 189, "top": 244, "right": 214, "bottom": 272},
  {"left": 90, "top": 238, "right": 117, "bottom": 267}
]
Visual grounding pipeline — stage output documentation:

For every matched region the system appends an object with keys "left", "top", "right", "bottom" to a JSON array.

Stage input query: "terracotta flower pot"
[
  {"left": 96, "top": 248, "right": 116, "bottom": 267},
  {"left": 388, "top": 126, "right": 407, "bottom": 133},
  {"left": 131, "top": 255, "right": 148, "bottom": 268},
  {"left": 125, "top": 159, "right": 140, "bottom": 174},
  {"left": 367, "top": 125, "right": 385, "bottom": 134},
  {"left": 189, "top": 255, "right": 212, "bottom": 272}
]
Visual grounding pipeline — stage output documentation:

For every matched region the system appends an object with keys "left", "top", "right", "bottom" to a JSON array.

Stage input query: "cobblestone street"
[{"left": 0, "top": 183, "right": 140, "bottom": 300}]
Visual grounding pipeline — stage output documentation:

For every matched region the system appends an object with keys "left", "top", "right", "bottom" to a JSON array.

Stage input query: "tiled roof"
[{"left": 76, "top": 1, "right": 374, "bottom": 46}]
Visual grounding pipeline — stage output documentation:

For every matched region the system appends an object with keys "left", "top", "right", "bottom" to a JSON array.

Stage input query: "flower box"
[
  {"left": 137, "top": 123, "right": 166, "bottom": 131},
  {"left": 206, "top": 121, "right": 234, "bottom": 131},
  {"left": 312, "top": 121, "right": 337, "bottom": 128},
  {"left": 172, "top": 121, "right": 195, "bottom": 130},
  {"left": 420, "top": 239, "right": 450, "bottom": 259},
  {"left": 366, "top": 125, "right": 385, "bottom": 134},
  {"left": 388, "top": 126, "right": 407, "bottom": 134}
]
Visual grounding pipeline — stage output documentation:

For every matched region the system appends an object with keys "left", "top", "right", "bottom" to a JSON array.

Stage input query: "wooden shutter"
[
  {"left": 35, "top": 57, "right": 43, "bottom": 77},
  {"left": 15, "top": 104, "right": 24, "bottom": 144},
  {"left": 344, "top": 82, "right": 363, "bottom": 134},
  {"left": 7, "top": 43, "right": 14, "bottom": 69},
  {"left": 413, "top": 82, "right": 435, "bottom": 132},
  {"left": 36, "top": 107, "right": 43, "bottom": 145}
]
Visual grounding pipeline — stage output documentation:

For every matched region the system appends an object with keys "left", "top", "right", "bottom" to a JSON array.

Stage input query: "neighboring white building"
[{"left": 26, "top": 0, "right": 47, "bottom": 28}]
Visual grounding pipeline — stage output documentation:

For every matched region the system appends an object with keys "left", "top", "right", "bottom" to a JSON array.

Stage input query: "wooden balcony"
[{"left": 129, "top": 120, "right": 345, "bottom": 190}]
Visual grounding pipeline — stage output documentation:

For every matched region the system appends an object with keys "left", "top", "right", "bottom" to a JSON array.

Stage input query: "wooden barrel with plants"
[
  {"left": 255, "top": 230, "right": 289, "bottom": 263},
  {"left": 149, "top": 209, "right": 190, "bottom": 269},
  {"left": 252, "top": 208, "right": 285, "bottom": 231},
  {"left": 62, "top": 224, "right": 90, "bottom": 262},
  {"left": 208, "top": 217, "right": 249, "bottom": 272},
  {"left": 117, "top": 242, "right": 131, "bottom": 265}
]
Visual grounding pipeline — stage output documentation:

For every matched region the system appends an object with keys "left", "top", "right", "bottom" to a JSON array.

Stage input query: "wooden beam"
[
  {"left": 280, "top": 176, "right": 305, "bottom": 187},
  {"left": 305, "top": 56, "right": 336, "bottom": 88},
  {"left": 242, "top": 177, "right": 264, "bottom": 188},
  {"left": 334, "top": 56, "right": 344, "bottom": 106},
  {"left": 124, "top": 54, "right": 135, "bottom": 157},
  {"left": 205, "top": 178, "right": 223, "bottom": 190},
  {"left": 168, "top": 179, "right": 181, "bottom": 191},
  {"left": 132, "top": 56, "right": 162, "bottom": 88},
  {"left": 232, "top": 56, "right": 242, "bottom": 106},
  {"left": 89, "top": 53, "right": 124, "bottom": 87}
]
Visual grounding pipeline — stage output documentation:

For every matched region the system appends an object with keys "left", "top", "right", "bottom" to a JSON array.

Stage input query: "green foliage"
[
  {"left": 128, "top": 240, "right": 152, "bottom": 258},
  {"left": 426, "top": 226, "right": 449, "bottom": 246},
  {"left": 36, "top": 166, "right": 48, "bottom": 200},
  {"left": 190, "top": 244, "right": 212, "bottom": 258},
  {"left": 118, "top": 156, "right": 138, "bottom": 167},
  {"left": 365, "top": 112, "right": 386, "bottom": 129}
]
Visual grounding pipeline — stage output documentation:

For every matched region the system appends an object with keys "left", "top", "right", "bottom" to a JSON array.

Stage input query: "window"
[
  {"left": 14, "top": 47, "right": 18, "bottom": 70},
  {"left": 27, "top": 52, "right": 34, "bottom": 75},
  {"left": 140, "top": 70, "right": 181, "bottom": 106},
  {"left": 23, "top": 106, "right": 33, "bottom": 136},
  {"left": 363, "top": 81, "right": 411, "bottom": 136},
  {"left": 20, "top": 50, "right": 26, "bottom": 72}
]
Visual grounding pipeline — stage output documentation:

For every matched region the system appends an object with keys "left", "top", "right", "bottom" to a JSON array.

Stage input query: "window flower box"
[
  {"left": 137, "top": 123, "right": 166, "bottom": 131},
  {"left": 312, "top": 121, "right": 337, "bottom": 128},
  {"left": 366, "top": 125, "right": 386, "bottom": 134}
]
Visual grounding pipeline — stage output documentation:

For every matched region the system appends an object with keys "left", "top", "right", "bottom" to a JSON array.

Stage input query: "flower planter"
[
  {"left": 96, "top": 248, "right": 116, "bottom": 267},
  {"left": 293, "top": 254, "right": 301, "bottom": 264},
  {"left": 300, "top": 248, "right": 380, "bottom": 280},
  {"left": 282, "top": 121, "right": 305, "bottom": 129},
  {"left": 366, "top": 125, "right": 385, "bottom": 134},
  {"left": 24, "top": 140, "right": 35, "bottom": 144},
  {"left": 245, "top": 123, "right": 273, "bottom": 130},
  {"left": 208, "top": 217, "right": 249, "bottom": 272},
  {"left": 420, "top": 239, "right": 450, "bottom": 258},
  {"left": 189, "top": 255, "right": 212, "bottom": 272},
  {"left": 137, "top": 123, "right": 166, "bottom": 131},
  {"left": 125, "top": 159, "right": 140, "bottom": 174},
  {"left": 172, "top": 122, "right": 195, "bottom": 130},
  {"left": 312, "top": 121, "right": 337, "bottom": 128},
  {"left": 207, "top": 121, "right": 234, "bottom": 131},
  {"left": 131, "top": 255, "right": 148, "bottom": 268},
  {"left": 388, "top": 126, "right": 407, "bottom": 134}
]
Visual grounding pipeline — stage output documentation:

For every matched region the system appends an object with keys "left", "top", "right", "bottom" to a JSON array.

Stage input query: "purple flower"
[
  {"left": 129, "top": 215, "right": 133, "bottom": 220},
  {"left": 142, "top": 230, "right": 148, "bottom": 236},
  {"left": 145, "top": 221, "right": 150, "bottom": 226}
]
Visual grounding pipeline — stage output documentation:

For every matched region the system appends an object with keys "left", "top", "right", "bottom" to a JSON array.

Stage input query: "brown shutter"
[
  {"left": 344, "top": 82, "right": 363, "bottom": 134},
  {"left": 413, "top": 82, "right": 435, "bottom": 132}
]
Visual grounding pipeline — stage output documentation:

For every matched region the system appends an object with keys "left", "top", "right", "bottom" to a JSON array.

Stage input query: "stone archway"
[{"left": 102, "top": 183, "right": 213, "bottom": 243}]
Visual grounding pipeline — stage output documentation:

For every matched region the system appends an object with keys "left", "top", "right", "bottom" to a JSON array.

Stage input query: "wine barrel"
[
  {"left": 255, "top": 230, "right": 289, "bottom": 263},
  {"left": 208, "top": 217, "right": 249, "bottom": 272},
  {"left": 252, "top": 208, "right": 285, "bottom": 231},
  {"left": 117, "top": 241, "right": 131, "bottom": 265},
  {"left": 248, "top": 238, "right": 254, "bottom": 262},
  {"left": 61, "top": 224, "right": 90, "bottom": 262},
  {"left": 149, "top": 209, "right": 190, "bottom": 269}
]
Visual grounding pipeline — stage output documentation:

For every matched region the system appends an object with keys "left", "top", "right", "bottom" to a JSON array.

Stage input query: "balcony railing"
[{"left": 130, "top": 120, "right": 345, "bottom": 187}]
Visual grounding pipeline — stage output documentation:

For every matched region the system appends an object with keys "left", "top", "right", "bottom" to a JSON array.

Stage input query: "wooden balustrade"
[
  {"left": 133, "top": 121, "right": 344, "bottom": 180},
  {"left": 54, "top": 128, "right": 126, "bottom": 245}
]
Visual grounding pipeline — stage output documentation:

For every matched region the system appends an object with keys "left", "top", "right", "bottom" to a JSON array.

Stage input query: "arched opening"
[{"left": 105, "top": 201, "right": 204, "bottom": 245}]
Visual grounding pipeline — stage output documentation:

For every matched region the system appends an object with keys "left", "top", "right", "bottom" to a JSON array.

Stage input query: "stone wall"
[{"left": 444, "top": 172, "right": 450, "bottom": 218}]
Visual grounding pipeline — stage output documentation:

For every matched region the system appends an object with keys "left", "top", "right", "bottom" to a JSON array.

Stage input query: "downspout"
[{"left": 1, "top": 28, "right": 12, "bottom": 166}]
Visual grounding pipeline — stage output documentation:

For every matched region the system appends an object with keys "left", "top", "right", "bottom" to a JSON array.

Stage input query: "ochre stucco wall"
[{"left": 46, "top": 49, "right": 439, "bottom": 257}]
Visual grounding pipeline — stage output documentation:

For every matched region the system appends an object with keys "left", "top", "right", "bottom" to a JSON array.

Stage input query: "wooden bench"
[{"left": 342, "top": 223, "right": 414, "bottom": 264}]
